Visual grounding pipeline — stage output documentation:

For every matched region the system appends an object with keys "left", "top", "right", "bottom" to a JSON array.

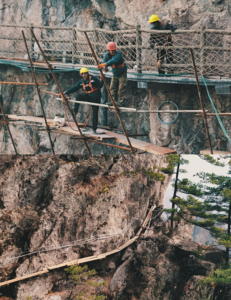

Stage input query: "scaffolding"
[
  {"left": 0, "top": 28, "right": 231, "bottom": 155},
  {"left": 0, "top": 24, "right": 230, "bottom": 77}
]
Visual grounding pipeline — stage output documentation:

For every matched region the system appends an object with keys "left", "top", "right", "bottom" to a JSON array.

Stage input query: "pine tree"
[{"left": 171, "top": 155, "right": 231, "bottom": 264}]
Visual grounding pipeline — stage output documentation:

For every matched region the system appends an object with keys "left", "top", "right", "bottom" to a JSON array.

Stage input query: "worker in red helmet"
[{"left": 97, "top": 42, "right": 127, "bottom": 107}]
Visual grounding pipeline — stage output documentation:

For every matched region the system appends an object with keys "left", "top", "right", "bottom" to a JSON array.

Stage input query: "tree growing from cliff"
[
  {"left": 65, "top": 264, "right": 106, "bottom": 300},
  {"left": 161, "top": 154, "right": 189, "bottom": 228},
  {"left": 171, "top": 155, "right": 231, "bottom": 264}
]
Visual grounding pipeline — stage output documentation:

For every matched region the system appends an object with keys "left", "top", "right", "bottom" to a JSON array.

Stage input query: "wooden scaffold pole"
[
  {"left": 22, "top": 30, "right": 55, "bottom": 154},
  {"left": 30, "top": 28, "right": 91, "bottom": 155},
  {"left": 0, "top": 95, "right": 17, "bottom": 155},
  {"left": 190, "top": 48, "right": 213, "bottom": 154},
  {"left": 84, "top": 31, "right": 135, "bottom": 154}
]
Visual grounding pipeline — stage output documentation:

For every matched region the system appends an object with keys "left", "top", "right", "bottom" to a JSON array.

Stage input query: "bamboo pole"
[
  {"left": 0, "top": 95, "right": 17, "bottom": 155},
  {"left": 22, "top": 31, "right": 55, "bottom": 154},
  {"left": 196, "top": 113, "right": 231, "bottom": 116},
  {"left": 55, "top": 98, "right": 137, "bottom": 111},
  {"left": 30, "top": 28, "right": 91, "bottom": 155},
  {"left": 190, "top": 49, "right": 213, "bottom": 154},
  {"left": 84, "top": 31, "right": 135, "bottom": 154},
  {"left": 0, "top": 82, "right": 48, "bottom": 86}
]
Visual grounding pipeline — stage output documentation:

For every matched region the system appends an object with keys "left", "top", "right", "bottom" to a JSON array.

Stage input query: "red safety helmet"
[{"left": 107, "top": 42, "right": 117, "bottom": 51}]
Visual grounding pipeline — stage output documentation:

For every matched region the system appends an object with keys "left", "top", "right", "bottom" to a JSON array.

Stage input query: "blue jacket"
[{"left": 102, "top": 50, "right": 127, "bottom": 77}]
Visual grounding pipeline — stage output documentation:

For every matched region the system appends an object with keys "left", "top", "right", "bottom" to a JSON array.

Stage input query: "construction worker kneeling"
[
  {"left": 63, "top": 68, "right": 104, "bottom": 134},
  {"left": 98, "top": 42, "right": 127, "bottom": 107}
]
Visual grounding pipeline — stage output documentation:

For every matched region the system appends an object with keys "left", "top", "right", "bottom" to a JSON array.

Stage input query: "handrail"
[{"left": 0, "top": 24, "right": 230, "bottom": 77}]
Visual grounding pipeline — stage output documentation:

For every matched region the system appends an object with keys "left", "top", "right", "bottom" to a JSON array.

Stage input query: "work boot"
[{"left": 92, "top": 129, "right": 97, "bottom": 134}]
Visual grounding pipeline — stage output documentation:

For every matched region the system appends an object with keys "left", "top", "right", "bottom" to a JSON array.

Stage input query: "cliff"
[{"left": 0, "top": 155, "right": 229, "bottom": 300}]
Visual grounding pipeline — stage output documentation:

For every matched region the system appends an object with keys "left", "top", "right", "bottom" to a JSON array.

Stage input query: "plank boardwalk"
[
  {"left": 5, "top": 115, "right": 176, "bottom": 154},
  {"left": 0, "top": 205, "right": 157, "bottom": 287}
]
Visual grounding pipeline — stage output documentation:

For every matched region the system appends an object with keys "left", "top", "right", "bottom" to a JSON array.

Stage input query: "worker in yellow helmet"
[
  {"left": 63, "top": 67, "right": 104, "bottom": 133},
  {"left": 149, "top": 14, "right": 177, "bottom": 75}
]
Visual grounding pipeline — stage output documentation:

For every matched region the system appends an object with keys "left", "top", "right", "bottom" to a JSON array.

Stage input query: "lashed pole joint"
[
  {"left": 30, "top": 28, "right": 91, "bottom": 155},
  {"left": 22, "top": 30, "right": 55, "bottom": 154},
  {"left": 84, "top": 31, "right": 135, "bottom": 154},
  {"left": 190, "top": 49, "right": 213, "bottom": 154}
]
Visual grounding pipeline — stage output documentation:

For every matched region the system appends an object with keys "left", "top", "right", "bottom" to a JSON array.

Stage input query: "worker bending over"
[
  {"left": 63, "top": 68, "right": 104, "bottom": 134},
  {"left": 98, "top": 42, "right": 127, "bottom": 107},
  {"left": 149, "top": 14, "right": 177, "bottom": 74}
]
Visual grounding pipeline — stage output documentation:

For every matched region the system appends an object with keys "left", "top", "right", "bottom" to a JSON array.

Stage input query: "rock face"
[
  {"left": 0, "top": 155, "right": 229, "bottom": 300},
  {"left": 0, "top": 154, "right": 170, "bottom": 299},
  {"left": 0, "top": 1, "right": 230, "bottom": 29}
]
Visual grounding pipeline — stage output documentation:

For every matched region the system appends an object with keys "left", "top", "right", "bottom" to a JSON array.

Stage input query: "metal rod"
[
  {"left": 22, "top": 30, "right": 55, "bottom": 154},
  {"left": 30, "top": 28, "right": 91, "bottom": 155},
  {"left": 84, "top": 31, "right": 135, "bottom": 154},
  {"left": 190, "top": 48, "right": 213, "bottom": 154},
  {"left": 0, "top": 82, "right": 48, "bottom": 86},
  {"left": 85, "top": 138, "right": 132, "bottom": 151},
  {"left": 0, "top": 95, "right": 17, "bottom": 155}
]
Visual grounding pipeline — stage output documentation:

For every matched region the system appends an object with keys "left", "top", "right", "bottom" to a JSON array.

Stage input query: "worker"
[
  {"left": 97, "top": 42, "right": 127, "bottom": 107},
  {"left": 63, "top": 67, "right": 104, "bottom": 134},
  {"left": 149, "top": 14, "right": 177, "bottom": 75}
]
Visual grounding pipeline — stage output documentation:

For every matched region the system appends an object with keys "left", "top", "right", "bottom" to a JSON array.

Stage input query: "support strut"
[
  {"left": 30, "top": 28, "right": 91, "bottom": 155},
  {"left": 190, "top": 49, "right": 213, "bottom": 154},
  {"left": 84, "top": 31, "right": 135, "bottom": 154},
  {"left": 22, "top": 30, "right": 55, "bottom": 154}
]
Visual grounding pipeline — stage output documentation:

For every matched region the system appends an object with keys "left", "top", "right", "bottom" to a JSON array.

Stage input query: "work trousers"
[
  {"left": 157, "top": 46, "right": 174, "bottom": 74},
  {"left": 74, "top": 92, "right": 100, "bottom": 131},
  {"left": 110, "top": 72, "right": 127, "bottom": 106}
]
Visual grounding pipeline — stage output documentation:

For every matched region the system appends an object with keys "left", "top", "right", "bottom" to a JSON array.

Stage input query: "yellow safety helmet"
[
  {"left": 80, "top": 67, "right": 89, "bottom": 74},
  {"left": 148, "top": 14, "right": 160, "bottom": 23}
]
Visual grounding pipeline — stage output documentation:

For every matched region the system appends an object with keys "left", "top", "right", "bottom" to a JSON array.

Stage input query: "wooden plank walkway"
[
  {"left": 5, "top": 115, "right": 176, "bottom": 154},
  {"left": 0, "top": 205, "right": 157, "bottom": 287},
  {"left": 200, "top": 149, "right": 231, "bottom": 154}
]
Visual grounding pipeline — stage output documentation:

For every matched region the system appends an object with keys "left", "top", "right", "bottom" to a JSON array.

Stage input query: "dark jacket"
[
  {"left": 102, "top": 50, "right": 127, "bottom": 77},
  {"left": 64, "top": 75, "right": 104, "bottom": 98},
  {"left": 150, "top": 22, "right": 177, "bottom": 49}
]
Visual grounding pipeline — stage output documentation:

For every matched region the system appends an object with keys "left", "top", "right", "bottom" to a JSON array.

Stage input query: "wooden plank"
[
  {"left": 5, "top": 115, "right": 176, "bottom": 154},
  {"left": 103, "top": 130, "right": 176, "bottom": 155},
  {"left": 200, "top": 149, "right": 231, "bottom": 154},
  {"left": 0, "top": 269, "right": 49, "bottom": 287},
  {"left": 5, "top": 115, "right": 115, "bottom": 141}
]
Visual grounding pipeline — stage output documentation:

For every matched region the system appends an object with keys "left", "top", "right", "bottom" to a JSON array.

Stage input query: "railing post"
[
  {"left": 72, "top": 25, "right": 77, "bottom": 64},
  {"left": 94, "top": 28, "right": 99, "bottom": 61},
  {"left": 30, "top": 23, "right": 34, "bottom": 61},
  {"left": 200, "top": 26, "right": 206, "bottom": 75},
  {"left": 136, "top": 25, "right": 142, "bottom": 73}
]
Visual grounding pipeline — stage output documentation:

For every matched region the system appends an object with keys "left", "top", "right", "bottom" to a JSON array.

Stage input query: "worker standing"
[
  {"left": 149, "top": 14, "right": 177, "bottom": 74},
  {"left": 63, "top": 68, "right": 104, "bottom": 134},
  {"left": 97, "top": 42, "right": 127, "bottom": 107}
]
